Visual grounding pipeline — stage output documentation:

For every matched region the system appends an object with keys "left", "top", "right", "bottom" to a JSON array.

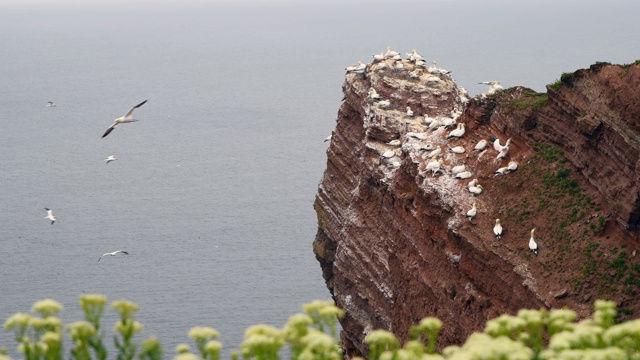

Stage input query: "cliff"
[{"left": 313, "top": 55, "right": 640, "bottom": 357}]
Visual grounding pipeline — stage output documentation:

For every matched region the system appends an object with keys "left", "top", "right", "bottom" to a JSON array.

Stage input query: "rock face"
[{"left": 313, "top": 54, "right": 640, "bottom": 357}]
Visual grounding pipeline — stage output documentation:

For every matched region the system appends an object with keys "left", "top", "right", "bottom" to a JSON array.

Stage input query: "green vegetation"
[
  {"left": 559, "top": 72, "right": 576, "bottom": 88},
  {"left": 4, "top": 298, "right": 640, "bottom": 360},
  {"left": 548, "top": 79, "right": 563, "bottom": 91},
  {"left": 510, "top": 90, "right": 548, "bottom": 111}
]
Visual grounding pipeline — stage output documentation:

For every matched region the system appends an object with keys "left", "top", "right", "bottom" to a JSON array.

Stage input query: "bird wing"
[
  {"left": 102, "top": 124, "right": 117, "bottom": 138},
  {"left": 121, "top": 251, "right": 129, "bottom": 255},
  {"left": 98, "top": 257, "right": 101, "bottom": 262},
  {"left": 124, "top": 100, "right": 148, "bottom": 117}
]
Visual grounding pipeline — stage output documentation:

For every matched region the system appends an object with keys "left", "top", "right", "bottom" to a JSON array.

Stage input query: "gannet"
[
  {"left": 324, "top": 135, "right": 332, "bottom": 142},
  {"left": 423, "top": 116, "right": 436, "bottom": 125},
  {"left": 387, "top": 139, "right": 401, "bottom": 147},
  {"left": 377, "top": 100, "right": 391, "bottom": 108},
  {"left": 466, "top": 202, "right": 477, "bottom": 221},
  {"left": 450, "top": 164, "right": 467, "bottom": 175},
  {"left": 406, "top": 132, "right": 428, "bottom": 140},
  {"left": 493, "top": 219, "right": 503, "bottom": 239},
  {"left": 507, "top": 161, "right": 518, "bottom": 172},
  {"left": 425, "top": 146, "right": 441, "bottom": 158},
  {"left": 469, "top": 184, "right": 483, "bottom": 195},
  {"left": 428, "top": 118, "right": 442, "bottom": 131},
  {"left": 493, "top": 138, "right": 511, "bottom": 152},
  {"left": 44, "top": 208, "right": 56, "bottom": 225},
  {"left": 454, "top": 171, "right": 473, "bottom": 179},
  {"left": 495, "top": 166, "right": 508, "bottom": 176},
  {"left": 473, "top": 139, "right": 487, "bottom": 151},
  {"left": 46, "top": 101, "right": 56, "bottom": 107},
  {"left": 102, "top": 100, "right": 148, "bottom": 138},
  {"left": 98, "top": 250, "right": 129, "bottom": 262},
  {"left": 105, "top": 155, "right": 117, "bottom": 164},
  {"left": 406, "top": 106, "right": 414, "bottom": 117},
  {"left": 372, "top": 52, "right": 385, "bottom": 62},
  {"left": 480, "top": 81, "right": 503, "bottom": 95},
  {"left": 529, "top": 228, "right": 538, "bottom": 254},
  {"left": 410, "top": 49, "right": 424, "bottom": 62},
  {"left": 446, "top": 123, "right": 465, "bottom": 139},
  {"left": 368, "top": 88, "right": 381, "bottom": 100},
  {"left": 467, "top": 178, "right": 479, "bottom": 189},
  {"left": 426, "top": 157, "right": 444, "bottom": 176},
  {"left": 385, "top": 47, "right": 399, "bottom": 58},
  {"left": 448, "top": 146, "right": 465, "bottom": 154},
  {"left": 441, "top": 117, "right": 456, "bottom": 129},
  {"left": 381, "top": 150, "right": 396, "bottom": 159}
]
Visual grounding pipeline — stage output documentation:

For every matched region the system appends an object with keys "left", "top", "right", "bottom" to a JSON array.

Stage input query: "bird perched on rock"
[
  {"left": 493, "top": 138, "right": 511, "bottom": 153},
  {"left": 446, "top": 123, "right": 465, "bottom": 139},
  {"left": 507, "top": 161, "right": 518, "bottom": 172},
  {"left": 493, "top": 219, "right": 503, "bottom": 239},
  {"left": 377, "top": 100, "right": 391, "bottom": 108},
  {"left": 454, "top": 171, "right": 473, "bottom": 179},
  {"left": 466, "top": 202, "right": 477, "bottom": 221},
  {"left": 387, "top": 139, "right": 401, "bottom": 147},
  {"left": 368, "top": 88, "right": 381, "bottom": 101},
  {"left": 448, "top": 146, "right": 465, "bottom": 154},
  {"left": 469, "top": 184, "right": 483, "bottom": 195},
  {"left": 495, "top": 166, "right": 508, "bottom": 176},
  {"left": 473, "top": 139, "right": 487, "bottom": 151},
  {"left": 426, "top": 157, "right": 444, "bottom": 176},
  {"left": 450, "top": 164, "right": 467, "bottom": 175},
  {"left": 406, "top": 106, "right": 414, "bottom": 117},
  {"left": 529, "top": 228, "right": 538, "bottom": 254}
]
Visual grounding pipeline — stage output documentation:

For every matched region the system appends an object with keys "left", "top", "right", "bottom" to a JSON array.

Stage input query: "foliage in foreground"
[{"left": 3, "top": 297, "right": 640, "bottom": 360}]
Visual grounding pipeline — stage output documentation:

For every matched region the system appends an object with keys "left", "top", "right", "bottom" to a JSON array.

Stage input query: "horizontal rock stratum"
[{"left": 313, "top": 52, "right": 640, "bottom": 357}]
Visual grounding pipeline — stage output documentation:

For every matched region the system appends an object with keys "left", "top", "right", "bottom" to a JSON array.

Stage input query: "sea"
[{"left": 0, "top": 0, "right": 638, "bottom": 357}]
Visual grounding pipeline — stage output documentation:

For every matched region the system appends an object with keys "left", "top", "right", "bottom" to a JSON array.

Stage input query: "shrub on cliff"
[{"left": 3, "top": 298, "right": 640, "bottom": 360}]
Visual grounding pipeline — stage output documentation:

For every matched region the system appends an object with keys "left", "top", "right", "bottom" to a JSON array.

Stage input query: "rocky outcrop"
[{"left": 313, "top": 55, "right": 640, "bottom": 357}]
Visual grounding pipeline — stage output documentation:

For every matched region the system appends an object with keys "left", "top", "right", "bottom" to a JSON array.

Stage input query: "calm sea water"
[{"left": 1, "top": 0, "right": 639, "bottom": 357}]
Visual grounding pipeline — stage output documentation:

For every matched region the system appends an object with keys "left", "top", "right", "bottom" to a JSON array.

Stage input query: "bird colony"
[{"left": 339, "top": 48, "right": 537, "bottom": 255}]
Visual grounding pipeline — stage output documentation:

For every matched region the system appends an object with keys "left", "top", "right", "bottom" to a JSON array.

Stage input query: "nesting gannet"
[
  {"left": 454, "top": 171, "right": 473, "bottom": 179},
  {"left": 387, "top": 139, "right": 401, "bottom": 147},
  {"left": 480, "top": 81, "right": 503, "bottom": 95},
  {"left": 466, "top": 202, "right": 477, "bottom": 221},
  {"left": 441, "top": 117, "right": 456, "bottom": 129},
  {"left": 368, "top": 88, "right": 381, "bottom": 101},
  {"left": 448, "top": 146, "right": 465, "bottom": 154},
  {"left": 44, "top": 208, "right": 56, "bottom": 225},
  {"left": 428, "top": 118, "right": 442, "bottom": 131},
  {"left": 493, "top": 219, "right": 503, "bottom": 239},
  {"left": 409, "top": 49, "right": 424, "bottom": 62},
  {"left": 446, "top": 123, "right": 465, "bottom": 139},
  {"left": 426, "top": 157, "right": 444, "bottom": 176},
  {"left": 529, "top": 228, "right": 538, "bottom": 254},
  {"left": 406, "top": 107, "right": 414, "bottom": 117},
  {"left": 324, "top": 135, "right": 332, "bottom": 143},
  {"left": 450, "top": 164, "right": 467, "bottom": 175},
  {"left": 507, "top": 161, "right": 518, "bottom": 172},
  {"left": 98, "top": 250, "right": 129, "bottom": 262},
  {"left": 381, "top": 149, "right": 396, "bottom": 159},
  {"left": 46, "top": 101, "right": 56, "bottom": 107},
  {"left": 385, "top": 47, "right": 399, "bottom": 58},
  {"left": 467, "top": 178, "right": 479, "bottom": 189},
  {"left": 425, "top": 146, "right": 441, "bottom": 158},
  {"left": 493, "top": 138, "right": 511, "bottom": 153},
  {"left": 377, "top": 100, "right": 391, "bottom": 108},
  {"left": 406, "top": 132, "right": 428, "bottom": 140},
  {"left": 495, "top": 166, "right": 508, "bottom": 176},
  {"left": 422, "top": 116, "right": 436, "bottom": 125},
  {"left": 105, "top": 155, "right": 117, "bottom": 164},
  {"left": 469, "top": 184, "right": 483, "bottom": 195},
  {"left": 372, "top": 52, "right": 385, "bottom": 62},
  {"left": 102, "top": 100, "right": 148, "bottom": 138},
  {"left": 473, "top": 139, "right": 487, "bottom": 151}
]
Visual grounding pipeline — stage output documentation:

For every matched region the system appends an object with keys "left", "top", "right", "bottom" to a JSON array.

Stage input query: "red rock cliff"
[{"left": 313, "top": 56, "right": 640, "bottom": 357}]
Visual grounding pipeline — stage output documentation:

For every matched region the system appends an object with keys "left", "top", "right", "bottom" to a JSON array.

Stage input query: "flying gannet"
[
  {"left": 529, "top": 228, "right": 538, "bottom": 254},
  {"left": 46, "top": 101, "right": 56, "bottom": 107},
  {"left": 324, "top": 135, "right": 332, "bottom": 142},
  {"left": 98, "top": 250, "right": 129, "bottom": 262},
  {"left": 493, "top": 219, "right": 503, "bottom": 239},
  {"left": 102, "top": 100, "right": 148, "bottom": 138},
  {"left": 105, "top": 155, "right": 117, "bottom": 164},
  {"left": 44, "top": 208, "right": 56, "bottom": 225}
]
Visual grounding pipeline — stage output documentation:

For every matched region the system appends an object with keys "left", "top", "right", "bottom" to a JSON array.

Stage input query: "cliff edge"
[{"left": 313, "top": 54, "right": 640, "bottom": 357}]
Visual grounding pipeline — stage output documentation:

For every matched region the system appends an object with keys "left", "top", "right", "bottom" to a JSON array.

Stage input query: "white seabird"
[
  {"left": 372, "top": 52, "right": 385, "bottom": 62},
  {"left": 105, "top": 155, "right": 117, "bottom": 164},
  {"left": 493, "top": 138, "right": 512, "bottom": 153},
  {"left": 377, "top": 100, "right": 391, "bottom": 108},
  {"left": 406, "top": 106, "right": 414, "bottom": 117},
  {"left": 426, "top": 157, "right": 444, "bottom": 176},
  {"left": 440, "top": 117, "right": 457, "bottom": 129},
  {"left": 425, "top": 146, "right": 441, "bottom": 158},
  {"left": 387, "top": 139, "right": 401, "bottom": 147},
  {"left": 446, "top": 123, "right": 466, "bottom": 139},
  {"left": 381, "top": 149, "right": 396, "bottom": 159},
  {"left": 469, "top": 184, "right": 483, "bottom": 195},
  {"left": 450, "top": 164, "right": 467, "bottom": 175},
  {"left": 44, "top": 208, "right": 56, "bottom": 225},
  {"left": 493, "top": 219, "right": 503, "bottom": 239},
  {"left": 102, "top": 100, "right": 148, "bottom": 138},
  {"left": 473, "top": 139, "right": 487, "bottom": 151},
  {"left": 448, "top": 146, "right": 465, "bottom": 154},
  {"left": 467, "top": 178, "right": 479, "bottom": 189},
  {"left": 385, "top": 47, "right": 399, "bottom": 58},
  {"left": 480, "top": 81, "right": 503, "bottom": 95},
  {"left": 507, "top": 161, "right": 518, "bottom": 172},
  {"left": 495, "top": 166, "right": 508, "bottom": 176},
  {"left": 466, "top": 202, "right": 477, "bottom": 221},
  {"left": 529, "top": 228, "right": 538, "bottom": 254},
  {"left": 454, "top": 171, "right": 473, "bottom": 179},
  {"left": 46, "top": 101, "right": 56, "bottom": 107},
  {"left": 324, "top": 135, "right": 332, "bottom": 143},
  {"left": 368, "top": 88, "right": 381, "bottom": 101},
  {"left": 98, "top": 250, "right": 129, "bottom": 262}
]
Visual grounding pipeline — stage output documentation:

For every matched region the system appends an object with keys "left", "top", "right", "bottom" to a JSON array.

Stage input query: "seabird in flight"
[
  {"left": 105, "top": 155, "right": 117, "bottom": 164},
  {"left": 44, "top": 208, "right": 56, "bottom": 225},
  {"left": 102, "top": 100, "right": 148, "bottom": 138},
  {"left": 98, "top": 250, "right": 129, "bottom": 262}
]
